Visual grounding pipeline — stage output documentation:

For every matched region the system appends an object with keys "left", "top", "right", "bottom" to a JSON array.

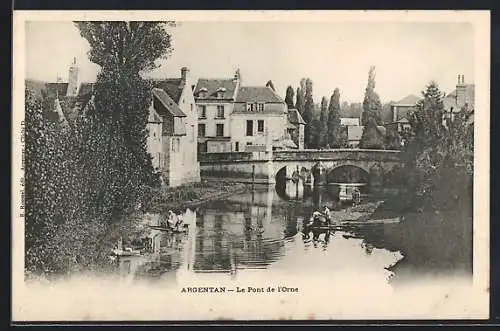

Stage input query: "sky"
[{"left": 25, "top": 20, "right": 474, "bottom": 104}]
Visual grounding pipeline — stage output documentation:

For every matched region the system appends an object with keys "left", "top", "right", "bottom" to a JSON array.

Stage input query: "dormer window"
[
  {"left": 199, "top": 87, "right": 208, "bottom": 98},
  {"left": 246, "top": 103, "right": 264, "bottom": 112},
  {"left": 216, "top": 87, "right": 226, "bottom": 99}
]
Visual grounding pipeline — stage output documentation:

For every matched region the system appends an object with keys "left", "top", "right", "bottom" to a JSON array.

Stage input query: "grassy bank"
[{"left": 146, "top": 180, "right": 249, "bottom": 213}]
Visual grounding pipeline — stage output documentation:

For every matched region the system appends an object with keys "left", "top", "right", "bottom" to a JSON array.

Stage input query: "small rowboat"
[
  {"left": 304, "top": 216, "right": 403, "bottom": 231},
  {"left": 148, "top": 224, "right": 189, "bottom": 233}
]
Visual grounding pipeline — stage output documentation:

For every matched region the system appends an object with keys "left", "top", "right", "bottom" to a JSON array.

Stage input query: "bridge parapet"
[
  {"left": 272, "top": 149, "right": 401, "bottom": 162},
  {"left": 199, "top": 151, "right": 272, "bottom": 164}
]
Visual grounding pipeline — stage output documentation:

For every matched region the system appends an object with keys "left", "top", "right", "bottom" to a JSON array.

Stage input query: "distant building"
[
  {"left": 340, "top": 117, "right": 360, "bottom": 127},
  {"left": 389, "top": 94, "right": 420, "bottom": 133},
  {"left": 442, "top": 74, "right": 475, "bottom": 123},
  {"left": 148, "top": 67, "right": 201, "bottom": 187},
  {"left": 347, "top": 125, "right": 364, "bottom": 148},
  {"left": 25, "top": 57, "right": 95, "bottom": 125}
]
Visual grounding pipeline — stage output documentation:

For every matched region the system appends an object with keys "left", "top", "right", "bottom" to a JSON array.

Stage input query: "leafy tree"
[
  {"left": 362, "top": 66, "right": 382, "bottom": 126},
  {"left": 74, "top": 21, "right": 173, "bottom": 222},
  {"left": 317, "top": 97, "right": 329, "bottom": 148},
  {"left": 302, "top": 78, "right": 315, "bottom": 148},
  {"left": 359, "top": 118, "right": 385, "bottom": 149},
  {"left": 390, "top": 81, "right": 473, "bottom": 212},
  {"left": 285, "top": 86, "right": 295, "bottom": 109},
  {"left": 327, "top": 88, "right": 344, "bottom": 147},
  {"left": 295, "top": 78, "right": 307, "bottom": 115},
  {"left": 24, "top": 21, "right": 174, "bottom": 275}
]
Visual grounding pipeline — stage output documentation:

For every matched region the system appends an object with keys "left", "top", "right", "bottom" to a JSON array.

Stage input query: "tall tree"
[
  {"left": 302, "top": 78, "right": 315, "bottom": 148},
  {"left": 74, "top": 21, "right": 173, "bottom": 223},
  {"left": 295, "top": 78, "right": 307, "bottom": 115},
  {"left": 266, "top": 80, "right": 276, "bottom": 91},
  {"left": 285, "top": 86, "right": 295, "bottom": 109},
  {"left": 362, "top": 66, "right": 382, "bottom": 126},
  {"left": 317, "top": 96, "right": 329, "bottom": 148},
  {"left": 327, "top": 88, "right": 344, "bottom": 148}
]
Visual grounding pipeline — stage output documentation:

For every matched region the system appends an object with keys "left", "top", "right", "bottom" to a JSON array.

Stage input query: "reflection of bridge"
[{"left": 200, "top": 149, "right": 403, "bottom": 186}]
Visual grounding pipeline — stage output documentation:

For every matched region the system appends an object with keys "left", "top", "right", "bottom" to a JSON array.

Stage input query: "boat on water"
[
  {"left": 148, "top": 224, "right": 189, "bottom": 233},
  {"left": 111, "top": 247, "right": 141, "bottom": 257}
]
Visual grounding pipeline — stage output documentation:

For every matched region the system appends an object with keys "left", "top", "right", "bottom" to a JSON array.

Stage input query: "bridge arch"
[{"left": 327, "top": 164, "right": 370, "bottom": 184}]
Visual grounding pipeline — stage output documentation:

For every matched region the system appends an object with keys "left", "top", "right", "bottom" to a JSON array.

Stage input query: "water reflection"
[{"left": 115, "top": 180, "right": 471, "bottom": 288}]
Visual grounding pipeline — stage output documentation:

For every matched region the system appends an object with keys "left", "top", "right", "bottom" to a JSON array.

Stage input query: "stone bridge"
[{"left": 199, "top": 149, "right": 403, "bottom": 188}]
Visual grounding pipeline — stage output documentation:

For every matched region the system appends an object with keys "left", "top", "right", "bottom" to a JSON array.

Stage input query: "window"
[
  {"left": 246, "top": 103, "right": 264, "bottom": 112},
  {"left": 198, "top": 124, "right": 206, "bottom": 137},
  {"left": 246, "top": 120, "right": 253, "bottom": 136},
  {"left": 246, "top": 142, "right": 253, "bottom": 146},
  {"left": 235, "top": 141, "right": 239, "bottom": 152},
  {"left": 217, "top": 105, "right": 225, "bottom": 118},
  {"left": 216, "top": 124, "right": 224, "bottom": 137},
  {"left": 199, "top": 105, "right": 206, "bottom": 118},
  {"left": 257, "top": 120, "right": 264, "bottom": 133}
]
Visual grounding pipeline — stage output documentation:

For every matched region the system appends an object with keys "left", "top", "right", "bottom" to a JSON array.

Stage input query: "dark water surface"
[{"left": 120, "top": 181, "right": 472, "bottom": 287}]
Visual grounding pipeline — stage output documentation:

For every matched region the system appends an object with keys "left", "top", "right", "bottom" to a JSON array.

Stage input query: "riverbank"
[
  {"left": 146, "top": 180, "right": 249, "bottom": 213},
  {"left": 352, "top": 193, "right": 473, "bottom": 284}
]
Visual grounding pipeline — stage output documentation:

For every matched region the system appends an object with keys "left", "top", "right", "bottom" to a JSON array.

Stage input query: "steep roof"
[
  {"left": 151, "top": 78, "right": 184, "bottom": 104},
  {"left": 194, "top": 78, "right": 238, "bottom": 100},
  {"left": 287, "top": 108, "right": 306, "bottom": 125},
  {"left": 395, "top": 94, "right": 420, "bottom": 106},
  {"left": 25, "top": 79, "right": 48, "bottom": 98},
  {"left": 152, "top": 88, "right": 186, "bottom": 117},
  {"left": 235, "top": 86, "right": 284, "bottom": 103}
]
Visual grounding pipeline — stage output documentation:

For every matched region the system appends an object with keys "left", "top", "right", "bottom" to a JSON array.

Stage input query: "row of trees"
[
  {"left": 285, "top": 80, "right": 346, "bottom": 149},
  {"left": 284, "top": 66, "right": 400, "bottom": 150},
  {"left": 25, "top": 22, "right": 173, "bottom": 275}
]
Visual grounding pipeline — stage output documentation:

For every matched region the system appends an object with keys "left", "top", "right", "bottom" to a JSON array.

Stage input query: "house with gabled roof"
[
  {"left": 25, "top": 58, "right": 95, "bottom": 125},
  {"left": 389, "top": 94, "right": 420, "bottom": 133},
  {"left": 147, "top": 67, "right": 200, "bottom": 187},
  {"left": 194, "top": 69, "right": 301, "bottom": 153},
  {"left": 232, "top": 85, "right": 290, "bottom": 151},
  {"left": 442, "top": 74, "right": 475, "bottom": 124},
  {"left": 193, "top": 70, "right": 241, "bottom": 153}
]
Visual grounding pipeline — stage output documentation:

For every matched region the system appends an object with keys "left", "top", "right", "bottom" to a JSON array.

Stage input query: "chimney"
[
  {"left": 233, "top": 68, "right": 241, "bottom": 82},
  {"left": 457, "top": 74, "right": 461, "bottom": 84},
  {"left": 181, "top": 67, "right": 189, "bottom": 85},
  {"left": 66, "top": 57, "right": 79, "bottom": 97}
]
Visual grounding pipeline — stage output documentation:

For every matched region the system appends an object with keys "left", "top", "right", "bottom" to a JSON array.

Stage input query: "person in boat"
[
  {"left": 167, "top": 210, "right": 177, "bottom": 229},
  {"left": 352, "top": 188, "right": 361, "bottom": 205},
  {"left": 174, "top": 213, "right": 185, "bottom": 231}
]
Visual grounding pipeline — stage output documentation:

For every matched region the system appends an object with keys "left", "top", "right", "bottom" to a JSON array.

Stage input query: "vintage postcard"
[{"left": 12, "top": 10, "right": 490, "bottom": 321}]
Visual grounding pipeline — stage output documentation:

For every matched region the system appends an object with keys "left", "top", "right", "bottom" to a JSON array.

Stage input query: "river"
[{"left": 17, "top": 180, "right": 482, "bottom": 321}]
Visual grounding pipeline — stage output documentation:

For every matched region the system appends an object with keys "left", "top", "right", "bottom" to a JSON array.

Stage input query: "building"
[
  {"left": 340, "top": 117, "right": 360, "bottom": 127},
  {"left": 25, "top": 57, "right": 95, "bottom": 125},
  {"left": 194, "top": 71, "right": 241, "bottom": 153},
  {"left": 347, "top": 126, "right": 364, "bottom": 148},
  {"left": 194, "top": 70, "right": 299, "bottom": 153},
  {"left": 148, "top": 67, "right": 201, "bottom": 187},
  {"left": 442, "top": 74, "right": 475, "bottom": 123},
  {"left": 232, "top": 85, "right": 290, "bottom": 151},
  {"left": 389, "top": 94, "right": 420, "bottom": 133},
  {"left": 286, "top": 108, "right": 305, "bottom": 150}
]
